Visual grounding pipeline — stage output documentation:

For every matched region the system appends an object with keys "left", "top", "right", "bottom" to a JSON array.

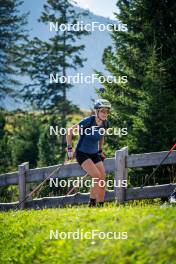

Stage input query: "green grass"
[{"left": 0, "top": 202, "right": 176, "bottom": 264}]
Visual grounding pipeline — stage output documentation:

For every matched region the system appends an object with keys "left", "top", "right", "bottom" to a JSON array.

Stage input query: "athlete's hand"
[
  {"left": 67, "top": 147, "right": 74, "bottom": 160},
  {"left": 98, "top": 150, "right": 106, "bottom": 161},
  {"left": 100, "top": 152, "right": 106, "bottom": 161}
]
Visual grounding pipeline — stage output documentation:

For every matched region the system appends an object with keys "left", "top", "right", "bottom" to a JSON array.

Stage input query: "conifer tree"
[
  {"left": 21, "top": 0, "right": 88, "bottom": 159},
  {"left": 100, "top": 0, "right": 176, "bottom": 154},
  {"left": 0, "top": 0, "right": 28, "bottom": 104},
  {"left": 38, "top": 114, "right": 62, "bottom": 166}
]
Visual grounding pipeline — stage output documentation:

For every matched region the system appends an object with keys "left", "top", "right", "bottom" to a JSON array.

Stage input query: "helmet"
[{"left": 94, "top": 99, "right": 111, "bottom": 109}]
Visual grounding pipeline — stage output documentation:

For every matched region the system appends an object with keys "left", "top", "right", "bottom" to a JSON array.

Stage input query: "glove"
[
  {"left": 67, "top": 146, "right": 74, "bottom": 159},
  {"left": 98, "top": 150, "right": 106, "bottom": 162}
]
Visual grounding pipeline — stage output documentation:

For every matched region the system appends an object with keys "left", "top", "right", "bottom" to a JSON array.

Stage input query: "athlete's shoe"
[
  {"left": 169, "top": 189, "right": 176, "bottom": 204},
  {"left": 88, "top": 198, "right": 96, "bottom": 207}
]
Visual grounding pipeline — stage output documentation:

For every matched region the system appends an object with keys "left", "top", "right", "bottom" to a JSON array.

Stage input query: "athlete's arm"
[
  {"left": 66, "top": 123, "right": 79, "bottom": 147},
  {"left": 66, "top": 124, "right": 79, "bottom": 159}
]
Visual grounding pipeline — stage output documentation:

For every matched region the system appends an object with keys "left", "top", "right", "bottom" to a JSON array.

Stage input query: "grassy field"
[{"left": 0, "top": 202, "right": 176, "bottom": 264}]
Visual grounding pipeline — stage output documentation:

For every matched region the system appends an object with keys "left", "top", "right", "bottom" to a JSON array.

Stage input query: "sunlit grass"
[{"left": 0, "top": 202, "right": 176, "bottom": 264}]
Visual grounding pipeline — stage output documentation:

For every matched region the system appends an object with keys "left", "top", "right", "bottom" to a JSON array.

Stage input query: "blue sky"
[
  {"left": 19, "top": 0, "right": 118, "bottom": 39},
  {"left": 20, "top": 0, "right": 118, "bottom": 18},
  {"left": 72, "top": 0, "right": 118, "bottom": 19}
]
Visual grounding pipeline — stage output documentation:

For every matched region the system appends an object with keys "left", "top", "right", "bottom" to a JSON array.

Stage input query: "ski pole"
[
  {"left": 59, "top": 173, "right": 88, "bottom": 206},
  {"left": 15, "top": 161, "right": 67, "bottom": 210},
  {"left": 141, "top": 143, "right": 176, "bottom": 188}
]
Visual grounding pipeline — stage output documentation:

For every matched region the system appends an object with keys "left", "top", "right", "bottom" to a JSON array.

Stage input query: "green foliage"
[
  {"left": 0, "top": 111, "right": 17, "bottom": 202},
  {"left": 0, "top": 203, "right": 176, "bottom": 263},
  {"left": 38, "top": 114, "right": 62, "bottom": 166},
  {"left": 0, "top": 111, "right": 12, "bottom": 173},
  {"left": 100, "top": 0, "right": 176, "bottom": 155},
  {"left": 9, "top": 114, "right": 40, "bottom": 168}
]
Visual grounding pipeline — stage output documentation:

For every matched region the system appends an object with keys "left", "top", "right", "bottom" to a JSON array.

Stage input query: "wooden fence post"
[
  {"left": 114, "top": 146, "right": 128, "bottom": 204},
  {"left": 18, "top": 162, "right": 29, "bottom": 209}
]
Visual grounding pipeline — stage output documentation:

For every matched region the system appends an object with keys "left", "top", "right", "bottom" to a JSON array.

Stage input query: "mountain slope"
[{"left": 2, "top": 2, "right": 115, "bottom": 110}]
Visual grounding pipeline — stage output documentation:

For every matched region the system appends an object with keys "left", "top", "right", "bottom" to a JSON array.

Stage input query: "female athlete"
[{"left": 66, "top": 99, "right": 111, "bottom": 207}]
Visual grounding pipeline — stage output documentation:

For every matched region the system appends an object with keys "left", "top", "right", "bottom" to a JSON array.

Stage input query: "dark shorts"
[{"left": 76, "top": 150, "right": 102, "bottom": 166}]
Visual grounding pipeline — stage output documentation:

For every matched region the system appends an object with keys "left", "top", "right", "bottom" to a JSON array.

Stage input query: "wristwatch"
[{"left": 67, "top": 144, "right": 72, "bottom": 150}]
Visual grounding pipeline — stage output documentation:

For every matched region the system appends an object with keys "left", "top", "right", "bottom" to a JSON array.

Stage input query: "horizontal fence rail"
[
  {"left": 0, "top": 158, "right": 115, "bottom": 187},
  {"left": 0, "top": 184, "right": 175, "bottom": 211},
  {"left": 127, "top": 151, "right": 176, "bottom": 168},
  {"left": 0, "top": 148, "right": 176, "bottom": 210}
]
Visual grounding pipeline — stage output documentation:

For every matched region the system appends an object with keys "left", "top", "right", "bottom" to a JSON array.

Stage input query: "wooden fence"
[{"left": 0, "top": 146, "right": 176, "bottom": 210}]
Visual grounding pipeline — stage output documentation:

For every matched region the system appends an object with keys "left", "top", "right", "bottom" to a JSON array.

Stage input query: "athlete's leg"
[
  {"left": 94, "top": 161, "right": 106, "bottom": 202},
  {"left": 81, "top": 159, "right": 102, "bottom": 201}
]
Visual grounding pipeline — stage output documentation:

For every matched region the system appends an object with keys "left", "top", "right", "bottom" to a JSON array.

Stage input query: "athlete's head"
[{"left": 94, "top": 99, "right": 111, "bottom": 121}]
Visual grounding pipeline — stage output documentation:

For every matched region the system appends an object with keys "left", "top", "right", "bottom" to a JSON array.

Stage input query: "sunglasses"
[{"left": 99, "top": 108, "right": 110, "bottom": 114}]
